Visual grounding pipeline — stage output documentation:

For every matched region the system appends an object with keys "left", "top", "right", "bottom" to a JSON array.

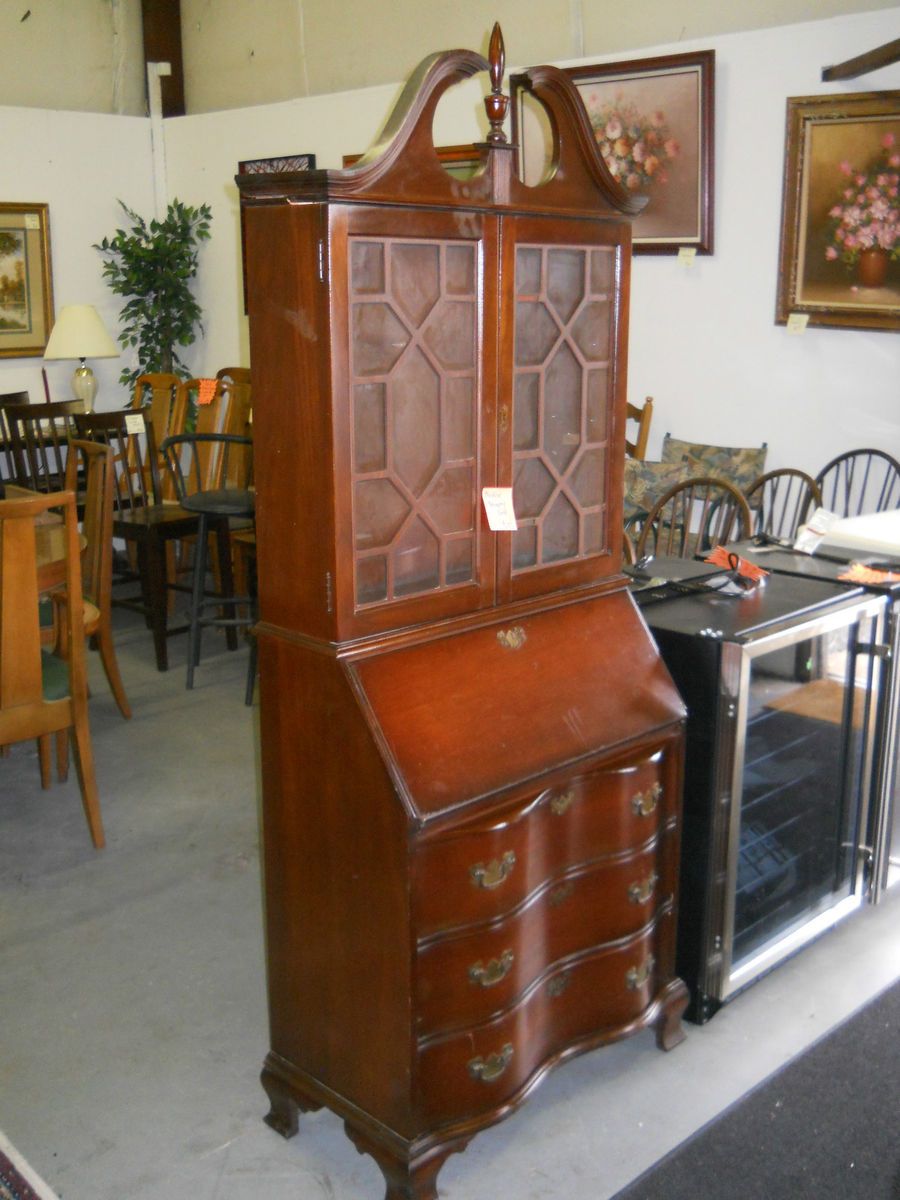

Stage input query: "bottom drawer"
[{"left": 415, "top": 911, "right": 674, "bottom": 1128}]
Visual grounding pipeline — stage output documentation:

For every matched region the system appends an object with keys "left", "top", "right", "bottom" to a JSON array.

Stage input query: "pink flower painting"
[{"left": 824, "top": 135, "right": 900, "bottom": 269}]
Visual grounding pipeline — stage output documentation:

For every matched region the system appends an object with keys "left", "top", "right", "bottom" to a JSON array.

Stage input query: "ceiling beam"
[
  {"left": 822, "top": 37, "right": 900, "bottom": 81},
  {"left": 141, "top": 0, "right": 185, "bottom": 116}
]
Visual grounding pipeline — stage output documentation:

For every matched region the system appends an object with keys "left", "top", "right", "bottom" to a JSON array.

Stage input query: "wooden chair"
[
  {"left": 814, "top": 449, "right": 900, "bottom": 517},
  {"left": 0, "top": 489, "right": 105, "bottom": 847},
  {"left": 0, "top": 391, "right": 31, "bottom": 483},
  {"left": 217, "top": 367, "right": 253, "bottom": 487},
  {"left": 72, "top": 409, "right": 202, "bottom": 672},
  {"left": 625, "top": 396, "right": 653, "bottom": 459},
  {"left": 131, "top": 374, "right": 183, "bottom": 489},
  {"left": 745, "top": 468, "right": 822, "bottom": 543},
  {"left": 62, "top": 440, "right": 132, "bottom": 718},
  {"left": 131, "top": 373, "right": 181, "bottom": 437},
  {"left": 0, "top": 398, "right": 84, "bottom": 493},
  {"left": 635, "top": 476, "right": 753, "bottom": 560}
]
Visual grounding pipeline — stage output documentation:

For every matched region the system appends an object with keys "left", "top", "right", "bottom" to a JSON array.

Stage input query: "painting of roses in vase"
[
  {"left": 511, "top": 51, "right": 714, "bottom": 254},
  {"left": 791, "top": 107, "right": 900, "bottom": 323}
]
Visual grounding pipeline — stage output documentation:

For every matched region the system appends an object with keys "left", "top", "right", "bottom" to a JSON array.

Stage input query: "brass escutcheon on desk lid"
[
  {"left": 468, "top": 949, "right": 514, "bottom": 988},
  {"left": 631, "top": 781, "right": 662, "bottom": 818},
  {"left": 470, "top": 850, "right": 516, "bottom": 890},
  {"left": 468, "top": 1042, "right": 514, "bottom": 1083},
  {"left": 496, "top": 625, "right": 526, "bottom": 650}
]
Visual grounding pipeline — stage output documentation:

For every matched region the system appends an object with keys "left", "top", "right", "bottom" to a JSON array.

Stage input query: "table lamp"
[{"left": 43, "top": 304, "right": 120, "bottom": 411}]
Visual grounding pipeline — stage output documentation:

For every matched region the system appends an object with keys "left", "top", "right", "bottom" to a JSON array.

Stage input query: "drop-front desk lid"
[{"left": 347, "top": 589, "right": 684, "bottom": 823}]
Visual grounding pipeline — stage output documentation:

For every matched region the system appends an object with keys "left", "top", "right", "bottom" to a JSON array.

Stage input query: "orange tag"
[
  {"left": 839, "top": 563, "right": 900, "bottom": 585},
  {"left": 197, "top": 378, "right": 217, "bottom": 406},
  {"left": 704, "top": 546, "right": 769, "bottom": 583}
]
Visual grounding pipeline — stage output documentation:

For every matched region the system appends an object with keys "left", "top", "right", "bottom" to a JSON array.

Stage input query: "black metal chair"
[
  {"left": 745, "top": 468, "right": 822, "bottom": 544},
  {"left": 815, "top": 450, "right": 900, "bottom": 517},
  {"left": 160, "top": 432, "right": 255, "bottom": 690}
]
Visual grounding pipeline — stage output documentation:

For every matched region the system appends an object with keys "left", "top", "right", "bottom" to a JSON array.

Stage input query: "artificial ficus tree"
[{"left": 95, "top": 198, "right": 212, "bottom": 388}]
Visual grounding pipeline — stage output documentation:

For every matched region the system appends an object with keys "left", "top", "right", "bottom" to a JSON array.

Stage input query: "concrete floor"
[{"left": 2, "top": 608, "right": 900, "bottom": 1200}]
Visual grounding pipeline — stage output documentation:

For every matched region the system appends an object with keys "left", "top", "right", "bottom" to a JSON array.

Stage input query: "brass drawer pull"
[
  {"left": 550, "top": 788, "right": 574, "bottom": 816},
  {"left": 470, "top": 850, "right": 516, "bottom": 890},
  {"left": 469, "top": 949, "right": 514, "bottom": 988},
  {"left": 497, "top": 626, "right": 527, "bottom": 650},
  {"left": 468, "top": 1043, "right": 514, "bottom": 1083},
  {"left": 547, "top": 972, "right": 571, "bottom": 998},
  {"left": 631, "top": 782, "right": 662, "bottom": 818},
  {"left": 625, "top": 955, "right": 655, "bottom": 991},
  {"left": 628, "top": 872, "right": 658, "bottom": 905}
]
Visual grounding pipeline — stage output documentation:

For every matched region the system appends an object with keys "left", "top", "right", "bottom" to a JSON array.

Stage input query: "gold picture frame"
[
  {"left": 512, "top": 50, "right": 715, "bottom": 255},
  {"left": 775, "top": 91, "right": 900, "bottom": 332},
  {"left": 0, "top": 202, "right": 54, "bottom": 358}
]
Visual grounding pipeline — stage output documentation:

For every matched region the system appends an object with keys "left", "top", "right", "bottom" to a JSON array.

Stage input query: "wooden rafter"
[{"left": 822, "top": 37, "right": 900, "bottom": 81}]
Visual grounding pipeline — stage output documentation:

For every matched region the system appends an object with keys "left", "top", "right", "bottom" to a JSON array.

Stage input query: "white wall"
[
  {"left": 0, "top": 108, "right": 154, "bottom": 408},
  {"left": 617, "top": 11, "right": 900, "bottom": 473},
  {"left": 2, "top": 7, "right": 898, "bottom": 475}
]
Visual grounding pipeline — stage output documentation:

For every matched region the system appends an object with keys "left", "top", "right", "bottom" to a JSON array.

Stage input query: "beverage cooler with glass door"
[{"left": 638, "top": 571, "right": 888, "bottom": 1023}]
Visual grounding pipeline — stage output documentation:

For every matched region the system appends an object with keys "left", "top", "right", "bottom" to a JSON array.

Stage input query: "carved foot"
[
  {"left": 344, "top": 1122, "right": 471, "bottom": 1200},
  {"left": 654, "top": 979, "right": 689, "bottom": 1051},
  {"left": 261, "top": 1063, "right": 322, "bottom": 1139}
]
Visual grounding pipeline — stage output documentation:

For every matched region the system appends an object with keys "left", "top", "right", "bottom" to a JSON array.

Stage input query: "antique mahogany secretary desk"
[{"left": 237, "top": 26, "right": 688, "bottom": 1200}]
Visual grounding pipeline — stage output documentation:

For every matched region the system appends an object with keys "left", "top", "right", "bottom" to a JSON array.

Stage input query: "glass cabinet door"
[
  {"left": 720, "top": 600, "right": 884, "bottom": 998},
  {"left": 497, "top": 215, "right": 627, "bottom": 603},
  {"left": 334, "top": 206, "right": 497, "bottom": 633}
]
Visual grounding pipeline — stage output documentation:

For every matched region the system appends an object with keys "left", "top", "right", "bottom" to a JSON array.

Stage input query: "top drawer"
[{"left": 414, "top": 745, "right": 676, "bottom": 937}]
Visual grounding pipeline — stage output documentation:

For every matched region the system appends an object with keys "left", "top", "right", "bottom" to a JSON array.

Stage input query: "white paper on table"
[{"left": 794, "top": 507, "right": 840, "bottom": 554}]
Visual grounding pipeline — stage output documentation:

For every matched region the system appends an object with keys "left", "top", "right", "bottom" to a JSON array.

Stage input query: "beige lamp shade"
[
  {"left": 43, "top": 304, "right": 120, "bottom": 410},
  {"left": 44, "top": 304, "right": 120, "bottom": 361}
]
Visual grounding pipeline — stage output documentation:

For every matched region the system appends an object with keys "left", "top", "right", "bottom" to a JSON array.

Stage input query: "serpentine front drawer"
[{"left": 414, "top": 748, "right": 672, "bottom": 937}]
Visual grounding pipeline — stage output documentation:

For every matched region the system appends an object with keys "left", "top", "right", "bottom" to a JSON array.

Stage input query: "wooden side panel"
[
  {"left": 244, "top": 202, "right": 337, "bottom": 641},
  {"left": 257, "top": 633, "right": 415, "bottom": 1132}
]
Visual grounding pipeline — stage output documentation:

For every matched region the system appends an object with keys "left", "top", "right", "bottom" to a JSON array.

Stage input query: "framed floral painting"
[
  {"left": 775, "top": 92, "right": 899, "bottom": 332},
  {"left": 0, "top": 202, "right": 54, "bottom": 358},
  {"left": 511, "top": 50, "right": 715, "bottom": 254}
]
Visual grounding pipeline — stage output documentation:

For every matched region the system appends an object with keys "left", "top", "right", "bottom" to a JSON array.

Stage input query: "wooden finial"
[{"left": 483, "top": 23, "right": 509, "bottom": 144}]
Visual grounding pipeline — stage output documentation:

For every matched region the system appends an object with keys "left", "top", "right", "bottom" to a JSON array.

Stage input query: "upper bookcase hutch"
[{"left": 238, "top": 25, "right": 688, "bottom": 1200}]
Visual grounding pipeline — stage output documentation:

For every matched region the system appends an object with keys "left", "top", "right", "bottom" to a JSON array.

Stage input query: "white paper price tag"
[
  {"left": 786, "top": 313, "right": 809, "bottom": 335},
  {"left": 677, "top": 247, "right": 697, "bottom": 268},
  {"left": 125, "top": 412, "right": 145, "bottom": 435},
  {"left": 481, "top": 487, "right": 518, "bottom": 531},
  {"left": 25, "top": 213, "right": 40, "bottom": 230}
]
